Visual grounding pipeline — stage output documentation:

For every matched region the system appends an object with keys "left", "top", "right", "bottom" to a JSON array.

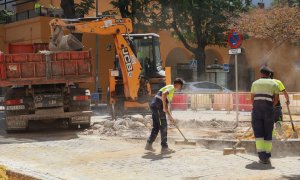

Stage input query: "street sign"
[
  {"left": 229, "top": 48, "right": 242, "bottom": 55},
  {"left": 228, "top": 29, "right": 243, "bottom": 49},
  {"left": 223, "top": 63, "right": 229, "bottom": 72},
  {"left": 91, "top": 93, "right": 100, "bottom": 101},
  {"left": 189, "top": 60, "right": 197, "bottom": 70}
]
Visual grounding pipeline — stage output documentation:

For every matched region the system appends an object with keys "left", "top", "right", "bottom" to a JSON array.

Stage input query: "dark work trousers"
[
  {"left": 274, "top": 106, "right": 283, "bottom": 123},
  {"left": 252, "top": 101, "right": 274, "bottom": 160},
  {"left": 147, "top": 106, "right": 168, "bottom": 148}
]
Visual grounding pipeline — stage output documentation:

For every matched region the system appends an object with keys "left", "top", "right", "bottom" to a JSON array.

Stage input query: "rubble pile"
[
  {"left": 176, "top": 118, "right": 237, "bottom": 128},
  {"left": 81, "top": 115, "right": 152, "bottom": 138}
]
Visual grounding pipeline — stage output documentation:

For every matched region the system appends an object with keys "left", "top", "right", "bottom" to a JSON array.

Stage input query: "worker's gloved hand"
[
  {"left": 169, "top": 117, "right": 176, "bottom": 125},
  {"left": 275, "top": 121, "right": 282, "bottom": 127},
  {"left": 286, "top": 100, "right": 290, "bottom": 105},
  {"left": 163, "top": 107, "right": 168, "bottom": 113},
  {"left": 275, "top": 121, "right": 284, "bottom": 137}
]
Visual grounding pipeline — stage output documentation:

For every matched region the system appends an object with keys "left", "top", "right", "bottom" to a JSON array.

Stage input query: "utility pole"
[{"left": 95, "top": 0, "right": 99, "bottom": 105}]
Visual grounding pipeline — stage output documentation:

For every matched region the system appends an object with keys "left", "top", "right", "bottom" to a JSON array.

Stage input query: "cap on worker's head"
[
  {"left": 260, "top": 66, "right": 272, "bottom": 76},
  {"left": 174, "top": 78, "right": 184, "bottom": 86}
]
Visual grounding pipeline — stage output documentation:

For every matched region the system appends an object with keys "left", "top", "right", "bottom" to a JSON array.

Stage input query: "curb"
[{"left": 130, "top": 136, "right": 300, "bottom": 157}]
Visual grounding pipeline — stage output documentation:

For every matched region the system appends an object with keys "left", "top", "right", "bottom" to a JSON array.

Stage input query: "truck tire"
[{"left": 80, "top": 123, "right": 90, "bottom": 129}]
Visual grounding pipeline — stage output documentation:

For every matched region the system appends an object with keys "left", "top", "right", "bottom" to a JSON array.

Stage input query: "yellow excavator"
[{"left": 49, "top": 16, "right": 171, "bottom": 118}]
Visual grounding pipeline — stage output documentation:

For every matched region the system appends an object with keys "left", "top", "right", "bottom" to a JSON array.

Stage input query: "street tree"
[
  {"left": 271, "top": 0, "right": 300, "bottom": 7},
  {"left": 109, "top": 0, "right": 155, "bottom": 32},
  {"left": 60, "top": 0, "right": 95, "bottom": 42},
  {"left": 111, "top": 0, "right": 251, "bottom": 78},
  {"left": 233, "top": 5, "right": 300, "bottom": 62}
]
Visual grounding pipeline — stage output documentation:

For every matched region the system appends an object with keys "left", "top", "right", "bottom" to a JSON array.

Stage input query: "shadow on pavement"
[
  {"left": 0, "top": 112, "right": 80, "bottom": 144},
  {"left": 245, "top": 161, "right": 275, "bottom": 170},
  {"left": 142, "top": 152, "right": 172, "bottom": 161},
  {"left": 280, "top": 175, "right": 300, "bottom": 180}
]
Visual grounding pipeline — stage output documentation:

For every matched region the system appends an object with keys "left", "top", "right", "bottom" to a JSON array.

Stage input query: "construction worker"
[
  {"left": 145, "top": 78, "right": 184, "bottom": 154},
  {"left": 270, "top": 71, "right": 290, "bottom": 137},
  {"left": 251, "top": 67, "right": 279, "bottom": 164},
  {"left": 34, "top": 1, "right": 42, "bottom": 13}
]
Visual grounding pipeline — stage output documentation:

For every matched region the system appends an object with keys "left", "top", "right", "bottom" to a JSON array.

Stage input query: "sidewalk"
[{"left": 0, "top": 135, "right": 299, "bottom": 180}]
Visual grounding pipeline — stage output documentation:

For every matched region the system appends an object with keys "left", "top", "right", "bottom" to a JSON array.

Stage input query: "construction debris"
[{"left": 81, "top": 115, "right": 150, "bottom": 138}]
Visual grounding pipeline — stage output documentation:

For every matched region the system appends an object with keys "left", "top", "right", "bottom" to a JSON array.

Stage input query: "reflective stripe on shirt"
[
  {"left": 251, "top": 78, "right": 279, "bottom": 103},
  {"left": 254, "top": 97, "right": 273, "bottom": 102}
]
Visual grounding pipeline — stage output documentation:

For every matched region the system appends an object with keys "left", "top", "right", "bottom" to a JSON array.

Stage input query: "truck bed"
[{"left": 0, "top": 51, "right": 93, "bottom": 87}]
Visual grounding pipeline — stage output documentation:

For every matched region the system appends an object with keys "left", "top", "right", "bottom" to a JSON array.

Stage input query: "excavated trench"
[{"left": 83, "top": 114, "right": 300, "bottom": 157}]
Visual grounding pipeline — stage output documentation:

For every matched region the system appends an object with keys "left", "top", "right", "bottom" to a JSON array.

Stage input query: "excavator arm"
[{"left": 49, "top": 17, "right": 142, "bottom": 101}]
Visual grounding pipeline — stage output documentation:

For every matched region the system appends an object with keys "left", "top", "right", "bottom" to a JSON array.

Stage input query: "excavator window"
[{"left": 124, "top": 34, "right": 162, "bottom": 77}]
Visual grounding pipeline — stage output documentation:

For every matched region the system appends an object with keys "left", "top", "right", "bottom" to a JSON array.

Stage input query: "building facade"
[{"left": 0, "top": 0, "right": 299, "bottom": 101}]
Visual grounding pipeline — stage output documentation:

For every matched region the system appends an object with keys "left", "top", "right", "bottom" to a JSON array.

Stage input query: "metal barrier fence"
[
  {"left": 171, "top": 92, "right": 300, "bottom": 115},
  {"left": 0, "top": 96, "right": 4, "bottom": 111}
]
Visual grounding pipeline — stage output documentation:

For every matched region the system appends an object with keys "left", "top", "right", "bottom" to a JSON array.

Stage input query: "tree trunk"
[
  {"left": 60, "top": 0, "right": 83, "bottom": 44},
  {"left": 60, "top": 0, "right": 75, "bottom": 18},
  {"left": 194, "top": 47, "right": 206, "bottom": 81}
]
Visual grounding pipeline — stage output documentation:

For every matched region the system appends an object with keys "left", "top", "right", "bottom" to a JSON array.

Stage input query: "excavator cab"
[
  {"left": 125, "top": 33, "right": 165, "bottom": 79},
  {"left": 109, "top": 33, "right": 170, "bottom": 115}
]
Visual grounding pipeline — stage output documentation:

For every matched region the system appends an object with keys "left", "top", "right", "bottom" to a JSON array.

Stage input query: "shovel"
[
  {"left": 286, "top": 104, "right": 298, "bottom": 139},
  {"left": 223, "top": 126, "right": 252, "bottom": 155},
  {"left": 166, "top": 111, "right": 196, "bottom": 146}
]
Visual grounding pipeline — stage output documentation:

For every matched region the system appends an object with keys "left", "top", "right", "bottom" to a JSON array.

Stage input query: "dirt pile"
[
  {"left": 81, "top": 115, "right": 152, "bottom": 138},
  {"left": 0, "top": 166, "right": 8, "bottom": 180},
  {"left": 238, "top": 124, "right": 300, "bottom": 140},
  {"left": 176, "top": 118, "right": 241, "bottom": 129}
]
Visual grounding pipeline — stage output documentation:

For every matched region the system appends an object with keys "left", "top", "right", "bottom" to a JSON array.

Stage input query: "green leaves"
[
  {"left": 153, "top": 0, "right": 250, "bottom": 52},
  {"left": 75, "top": 0, "right": 95, "bottom": 17},
  {"left": 0, "top": 10, "right": 14, "bottom": 24}
]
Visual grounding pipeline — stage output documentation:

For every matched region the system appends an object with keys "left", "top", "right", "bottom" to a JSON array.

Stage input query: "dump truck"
[{"left": 0, "top": 50, "right": 93, "bottom": 132}]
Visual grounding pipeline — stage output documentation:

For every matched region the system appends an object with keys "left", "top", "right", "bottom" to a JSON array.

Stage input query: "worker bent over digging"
[
  {"left": 251, "top": 67, "right": 280, "bottom": 164},
  {"left": 145, "top": 78, "right": 183, "bottom": 154}
]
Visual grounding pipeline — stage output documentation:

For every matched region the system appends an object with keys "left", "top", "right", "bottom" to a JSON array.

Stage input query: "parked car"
[{"left": 181, "top": 81, "right": 231, "bottom": 93}]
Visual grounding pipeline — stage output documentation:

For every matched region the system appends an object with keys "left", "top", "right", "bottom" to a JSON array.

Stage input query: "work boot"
[
  {"left": 161, "top": 147, "right": 176, "bottom": 154},
  {"left": 259, "top": 158, "right": 271, "bottom": 164},
  {"left": 145, "top": 142, "right": 155, "bottom": 152}
]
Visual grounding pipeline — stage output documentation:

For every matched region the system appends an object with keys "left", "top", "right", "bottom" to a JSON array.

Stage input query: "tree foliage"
[
  {"left": 109, "top": 0, "right": 154, "bottom": 32},
  {"left": 60, "top": 0, "right": 95, "bottom": 18},
  {"left": 271, "top": 0, "right": 300, "bottom": 7},
  {"left": 233, "top": 6, "right": 300, "bottom": 43},
  {"left": 110, "top": 0, "right": 251, "bottom": 78},
  {"left": 110, "top": 0, "right": 251, "bottom": 76},
  {"left": 0, "top": 10, "right": 14, "bottom": 24},
  {"left": 75, "top": 0, "right": 95, "bottom": 17},
  {"left": 60, "top": 0, "right": 95, "bottom": 42}
]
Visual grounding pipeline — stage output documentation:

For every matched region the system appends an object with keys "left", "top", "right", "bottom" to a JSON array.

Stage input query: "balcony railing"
[{"left": 5, "top": 7, "right": 63, "bottom": 24}]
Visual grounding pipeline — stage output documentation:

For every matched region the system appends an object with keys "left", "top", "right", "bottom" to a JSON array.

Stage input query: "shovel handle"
[
  {"left": 286, "top": 104, "right": 296, "bottom": 131},
  {"left": 166, "top": 111, "right": 188, "bottom": 141},
  {"left": 233, "top": 126, "right": 252, "bottom": 148}
]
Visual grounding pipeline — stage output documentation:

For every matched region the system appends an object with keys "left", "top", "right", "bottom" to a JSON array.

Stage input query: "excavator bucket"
[
  {"left": 49, "top": 34, "right": 83, "bottom": 51},
  {"left": 49, "top": 26, "right": 83, "bottom": 51}
]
